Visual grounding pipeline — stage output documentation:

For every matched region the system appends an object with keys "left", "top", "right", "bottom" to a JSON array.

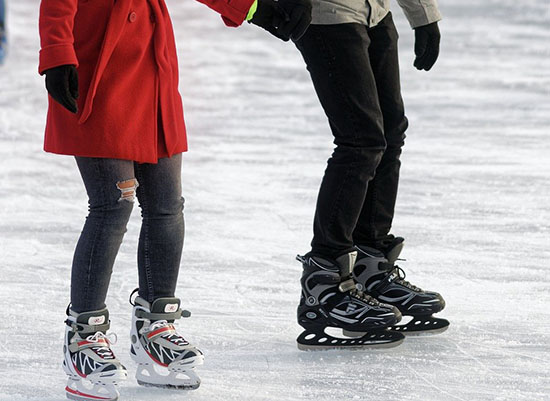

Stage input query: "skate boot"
[
  {"left": 63, "top": 307, "right": 127, "bottom": 401},
  {"left": 296, "top": 251, "right": 405, "bottom": 350},
  {"left": 351, "top": 237, "right": 450, "bottom": 335},
  {"left": 129, "top": 289, "right": 204, "bottom": 389}
]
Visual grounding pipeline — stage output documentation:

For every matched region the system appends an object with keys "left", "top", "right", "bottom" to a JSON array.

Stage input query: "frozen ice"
[{"left": 0, "top": 0, "right": 549, "bottom": 400}]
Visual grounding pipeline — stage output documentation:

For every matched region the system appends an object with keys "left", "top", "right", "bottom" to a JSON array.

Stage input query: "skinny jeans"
[
  {"left": 295, "top": 13, "right": 409, "bottom": 258},
  {"left": 71, "top": 154, "right": 184, "bottom": 313}
]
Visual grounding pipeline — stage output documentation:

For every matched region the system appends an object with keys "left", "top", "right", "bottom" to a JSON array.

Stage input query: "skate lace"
[
  {"left": 85, "top": 332, "right": 117, "bottom": 359},
  {"left": 349, "top": 288, "right": 381, "bottom": 306},
  {"left": 147, "top": 320, "right": 188, "bottom": 345},
  {"left": 148, "top": 319, "right": 171, "bottom": 332},
  {"left": 392, "top": 266, "right": 422, "bottom": 292}
]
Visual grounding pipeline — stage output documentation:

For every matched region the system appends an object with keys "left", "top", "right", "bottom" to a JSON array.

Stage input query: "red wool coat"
[{"left": 39, "top": 0, "right": 254, "bottom": 163}]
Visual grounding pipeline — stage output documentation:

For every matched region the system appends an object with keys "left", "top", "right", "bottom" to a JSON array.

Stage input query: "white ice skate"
[
  {"left": 63, "top": 308, "right": 127, "bottom": 401},
  {"left": 129, "top": 290, "right": 204, "bottom": 389}
]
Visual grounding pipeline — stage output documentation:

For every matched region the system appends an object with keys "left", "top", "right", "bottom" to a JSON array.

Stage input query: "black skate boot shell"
[
  {"left": 351, "top": 238, "right": 450, "bottom": 335},
  {"left": 296, "top": 251, "right": 405, "bottom": 350}
]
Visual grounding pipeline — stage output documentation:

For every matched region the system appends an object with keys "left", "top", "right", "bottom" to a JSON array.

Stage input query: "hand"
[
  {"left": 413, "top": 22, "right": 440, "bottom": 71},
  {"left": 251, "top": 0, "right": 312, "bottom": 42},
  {"left": 44, "top": 65, "right": 79, "bottom": 113}
]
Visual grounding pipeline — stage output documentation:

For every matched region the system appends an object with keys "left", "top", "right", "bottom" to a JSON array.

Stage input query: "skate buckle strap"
[
  {"left": 370, "top": 270, "right": 398, "bottom": 297},
  {"left": 146, "top": 323, "right": 176, "bottom": 341},
  {"left": 135, "top": 307, "right": 190, "bottom": 321},
  {"left": 338, "top": 278, "right": 356, "bottom": 293},
  {"left": 66, "top": 319, "right": 110, "bottom": 335},
  {"left": 69, "top": 332, "right": 116, "bottom": 353}
]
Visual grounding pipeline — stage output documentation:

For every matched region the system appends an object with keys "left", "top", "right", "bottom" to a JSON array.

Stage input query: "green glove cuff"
[{"left": 246, "top": 0, "right": 258, "bottom": 21}]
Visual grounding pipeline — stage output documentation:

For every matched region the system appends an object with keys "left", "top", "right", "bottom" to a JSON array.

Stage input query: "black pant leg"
[
  {"left": 352, "top": 13, "right": 409, "bottom": 248},
  {"left": 295, "top": 24, "right": 387, "bottom": 259}
]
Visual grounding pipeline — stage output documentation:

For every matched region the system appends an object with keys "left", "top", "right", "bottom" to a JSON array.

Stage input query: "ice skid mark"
[
  {"left": 459, "top": 337, "right": 547, "bottom": 363},
  {"left": 116, "top": 178, "right": 138, "bottom": 203},
  {"left": 2, "top": 0, "right": 550, "bottom": 399},
  {"left": 232, "top": 320, "right": 293, "bottom": 352},
  {"left": 448, "top": 338, "right": 501, "bottom": 376},
  {"left": 404, "top": 361, "right": 469, "bottom": 401}
]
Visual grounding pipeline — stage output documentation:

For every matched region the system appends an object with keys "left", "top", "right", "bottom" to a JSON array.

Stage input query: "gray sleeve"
[{"left": 395, "top": 0, "right": 442, "bottom": 29}]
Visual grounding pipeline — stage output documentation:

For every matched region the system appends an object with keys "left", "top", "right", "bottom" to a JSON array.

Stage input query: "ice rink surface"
[{"left": 0, "top": 0, "right": 549, "bottom": 400}]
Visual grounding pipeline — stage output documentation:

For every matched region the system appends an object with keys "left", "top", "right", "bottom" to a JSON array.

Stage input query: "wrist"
[{"left": 246, "top": 0, "right": 258, "bottom": 21}]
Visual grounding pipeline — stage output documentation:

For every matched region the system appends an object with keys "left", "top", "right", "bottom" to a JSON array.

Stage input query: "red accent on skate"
[
  {"left": 73, "top": 362, "right": 87, "bottom": 378},
  {"left": 144, "top": 346, "right": 169, "bottom": 367},
  {"left": 78, "top": 338, "right": 108, "bottom": 347},
  {"left": 65, "top": 386, "right": 111, "bottom": 400},
  {"left": 146, "top": 325, "right": 174, "bottom": 339}
]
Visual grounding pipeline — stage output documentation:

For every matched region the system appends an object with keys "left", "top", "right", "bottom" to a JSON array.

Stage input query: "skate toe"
[{"left": 171, "top": 352, "right": 205, "bottom": 370}]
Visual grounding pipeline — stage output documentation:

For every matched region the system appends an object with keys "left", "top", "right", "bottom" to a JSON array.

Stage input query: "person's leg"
[
  {"left": 0, "top": 0, "right": 5, "bottom": 31},
  {"left": 134, "top": 153, "right": 184, "bottom": 302},
  {"left": 352, "top": 13, "right": 409, "bottom": 250},
  {"left": 0, "top": 0, "right": 6, "bottom": 51},
  {"left": 295, "top": 24, "right": 387, "bottom": 259},
  {"left": 71, "top": 157, "right": 136, "bottom": 313}
]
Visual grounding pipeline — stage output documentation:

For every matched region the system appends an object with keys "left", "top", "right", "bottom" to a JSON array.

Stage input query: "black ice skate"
[
  {"left": 296, "top": 251, "right": 405, "bottom": 350},
  {"left": 129, "top": 289, "right": 204, "bottom": 390},
  {"left": 350, "top": 238, "right": 450, "bottom": 335}
]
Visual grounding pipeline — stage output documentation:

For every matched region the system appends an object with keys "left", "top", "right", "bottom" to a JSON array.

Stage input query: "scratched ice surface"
[{"left": 0, "top": 0, "right": 549, "bottom": 400}]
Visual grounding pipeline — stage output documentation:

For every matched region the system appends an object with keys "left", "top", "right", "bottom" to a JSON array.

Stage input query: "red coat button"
[{"left": 128, "top": 12, "right": 137, "bottom": 22}]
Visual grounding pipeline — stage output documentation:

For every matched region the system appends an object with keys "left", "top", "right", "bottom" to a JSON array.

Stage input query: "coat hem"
[{"left": 43, "top": 147, "right": 188, "bottom": 164}]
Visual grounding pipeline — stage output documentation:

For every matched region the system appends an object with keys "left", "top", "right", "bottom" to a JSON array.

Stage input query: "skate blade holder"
[
  {"left": 343, "top": 316, "right": 450, "bottom": 336},
  {"left": 389, "top": 315, "right": 450, "bottom": 335},
  {"left": 136, "top": 362, "right": 202, "bottom": 390},
  {"left": 297, "top": 327, "right": 404, "bottom": 351},
  {"left": 65, "top": 376, "right": 123, "bottom": 401}
]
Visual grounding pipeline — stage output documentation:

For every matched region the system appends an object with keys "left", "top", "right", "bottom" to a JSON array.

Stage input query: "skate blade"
[
  {"left": 392, "top": 324, "right": 449, "bottom": 336},
  {"left": 137, "top": 380, "right": 201, "bottom": 390},
  {"left": 390, "top": 316, "right": 450, "bottom": 336},
  {"left": 297, "top": 329, "right": 404, "bottom": 351}
]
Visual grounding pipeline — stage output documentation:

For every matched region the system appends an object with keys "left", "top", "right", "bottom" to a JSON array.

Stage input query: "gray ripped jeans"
[{"left": 71, "top": 154, "right": 184, "bottom": 313}]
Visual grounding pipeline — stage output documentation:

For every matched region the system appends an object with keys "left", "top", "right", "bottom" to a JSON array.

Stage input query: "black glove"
[
  {"left": 413, "top": 22, "right": 440, "bottom": 71},
  {"left": 251, "top": 0, "right": 312, "bottom": 42},
  {"left": 44, "top": 64, "right": 79, "bottom": 113}
]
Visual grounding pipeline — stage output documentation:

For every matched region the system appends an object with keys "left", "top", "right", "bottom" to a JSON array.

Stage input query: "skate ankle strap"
[
  {"left": 370, "top": 269, "right": 400, "bottom": 297},
  {"left": 135, "top": 308, "right": 190, "bottom": 321},
  {"left": 146, "top": 323, "right": 177, "bottom": 341},
  {"left": 379, "top": 261, "right": 395, "bottom": 272},
  {"left": 68, "top": 336, "right": 110, "bottom": 353},
  {"left": 338, "top": 278, "right": 356, "bottom": 292},
  {"left": 65, "top": 319, "right": 110, "bottom": 335}
]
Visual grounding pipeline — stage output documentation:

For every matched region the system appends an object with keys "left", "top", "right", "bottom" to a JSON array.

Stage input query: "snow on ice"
[{"left": 0, "top": 0, "right": 549, "bottom": 400}]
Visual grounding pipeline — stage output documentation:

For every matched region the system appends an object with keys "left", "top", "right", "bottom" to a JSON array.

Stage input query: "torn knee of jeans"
[{"left": 116, "top": 178, "right": 139, "bottom": 203}]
